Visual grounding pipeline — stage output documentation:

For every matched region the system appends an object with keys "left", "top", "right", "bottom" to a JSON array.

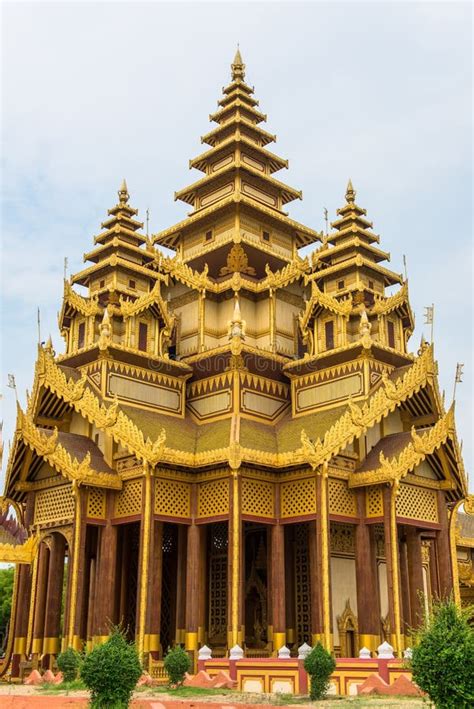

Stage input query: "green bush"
[
  {"left": 410, "top": 599, "right": 474, "bottom": 709},
  {"left": 303, "top": 642, "right": 336, "bottom": 700},
  {"left": 80, "top": 628, "right": 142, "bottom": 708},
  {"left": 56, "top": 646, "right": 82, "bottom": 682},
  {"left": 163, "top": 645, "right": 191, "bottom": 686}
]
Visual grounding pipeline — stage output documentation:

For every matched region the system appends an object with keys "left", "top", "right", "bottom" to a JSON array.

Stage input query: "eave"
[
  {"left": 209, "top": 99, "right": 267, "bottom": 124},
  {"left": 308, "top": 254, "right": 403, "bottom": 287},
  {"left": 84, "top": 237, "right": 155, "bottom": 264},
  {"left": 201, "top": 116, "right": 276, "bottom": 147},
  {"left": 153, "top": 193, "right": 321, "bottom": 249},
  {"left": 174, "top": 161, "right": 302, "bottom": 207},
  {"left": 71, "top": 255, "right": 165, "bottom": 287},
  {"left": 189, "top": 135, "right": 288, "bottom": 174}
]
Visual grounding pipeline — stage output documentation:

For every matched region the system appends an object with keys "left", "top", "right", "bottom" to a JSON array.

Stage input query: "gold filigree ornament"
[{"left": 0, "top": 534, "right": 39, "bottom": 565}]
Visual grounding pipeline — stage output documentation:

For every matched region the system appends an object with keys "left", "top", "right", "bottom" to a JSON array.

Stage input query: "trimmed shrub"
[
  {"left": 410, "top": 599, "right": 474, "bottom": 709},
  {"left": 303, "top": 642, "right": 336, "bottom": 700},
  {"left": 80, "top": 628, "right": 142, "bottom": 708},
  {"left": 163, "top": 645, "right": 191, "bottom": 686},
  {"left": 56, "top": 646, "right": 82, "bottom": 682}
]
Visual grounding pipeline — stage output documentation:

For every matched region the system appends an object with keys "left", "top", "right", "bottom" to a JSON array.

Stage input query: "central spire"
[{"left": 231, "top": 46, "right": 245, "bottom": 81}]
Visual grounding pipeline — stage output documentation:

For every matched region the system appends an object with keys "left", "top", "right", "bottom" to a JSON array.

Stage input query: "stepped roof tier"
[{"left": 153, "top": 50, "right": 322, "bottom": 279}]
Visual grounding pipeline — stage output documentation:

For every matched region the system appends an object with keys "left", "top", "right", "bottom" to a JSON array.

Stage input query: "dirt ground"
[{"left": 0, "top": 684, "right": 427, "bottom": 709}]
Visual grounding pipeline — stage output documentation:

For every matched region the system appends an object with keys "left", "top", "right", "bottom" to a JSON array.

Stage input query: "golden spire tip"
[
  {"left": 231, "top": 45, "right": 245, "bottom": 81},
  {"left": 118, "top": 179, "right": 129, "bottom": 205},
  {"left": 345, "top": 179, "right": 356, "bottom": 204}
]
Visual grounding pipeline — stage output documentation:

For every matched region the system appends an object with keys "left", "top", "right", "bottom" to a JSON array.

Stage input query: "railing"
[{"left": 148, "top": 658, "right": 169, "bottom": 685}]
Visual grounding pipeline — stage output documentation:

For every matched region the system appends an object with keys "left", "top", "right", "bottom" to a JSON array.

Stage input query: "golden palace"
[{"left": 0, "top": 50, "right": 471, "bottom": 679}]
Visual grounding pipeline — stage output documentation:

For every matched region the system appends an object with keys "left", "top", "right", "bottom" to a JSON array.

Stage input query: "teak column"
[
  {"left": 382, "top": 485, "right": 402, "bottom": 654},
  {"left": 146, "top": 521, "right": 163, "bottom": 658},
  {"left": 93, "top": 493, "right": 118, "bottom": 642},
  {"left": 355, "top": 491, "right": 380, "bottom": 652},
  {"left": 32, "top": 542, "right": 50, "bottom": 657},
  {"left": 43, "top": 533, "right": 66, "bottom": 668},
  {"left": 406, "top": 527, "right": 424, "bottom": 628},
  {"left": 137, "top": 463, "right": 155, "bottom": 659},
  {"left": 185, "top": 521, "right": 202, "bottom": 652},
  {"left": 436, "top": 491, "right": 453, "bottom": 598},
  {"left": 11, "top": 563, "right": 33, "bottom": 677},
  {"left": 175, "top": 525, "right": 187, "bottom": 644},
  {"left": 271, "top": 515, "right": 286, "bottom": 653}
]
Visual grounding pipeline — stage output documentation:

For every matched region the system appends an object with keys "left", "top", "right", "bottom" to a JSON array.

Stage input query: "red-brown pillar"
[
  {"left": 285, "top": 526, "right": 296, "bottom": 646},
  {"left": 406, "top": 528, "right": 424, "bottom": 628},
  {"left": 86, "top": 557, "right": 96, "bottom": 645},
  {"left": 355, "top": 491, "right": 380, "bottom": 653},
  {"left": 93, "top": 516, "right": 118, "bottom": 640},
  {"left": 146, "top": 521, "right": 163, "bottom": 658},
  {"left": 31, "top": 542, "right": 50, "bottom": 658},
  {"left": 227, "top": 473, "right": 243, "bottom": 648},
  {"left": 185, "top": 522, "right": 202, "bottom": 652},
  {"left": 309, "top": 519, "right": 323, "bottom": 642},
  {"left": 436, "top": 491, "right": 453, "bottom": 598},
  {"left": 175, "top": 525, "right": 187, "bottom": 644},
  {"left": 42, "top": 533, "right": 66, "bottom": 669},
  {"left": 271, "top": 520, "right": 286, "bottom": 653},
  {"left": 11, "top": 564, "right": 33, "bottom": 677}
]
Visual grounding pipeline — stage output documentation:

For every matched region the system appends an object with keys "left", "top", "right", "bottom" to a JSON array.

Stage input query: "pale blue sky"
[{"left": 1, "top": 1, "right": 472, "bottom": 490}]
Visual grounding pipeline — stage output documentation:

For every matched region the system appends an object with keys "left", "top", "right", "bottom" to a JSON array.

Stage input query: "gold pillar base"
[
  {"left": 13, "top": 637, "right": 26, "bottom": 655},
  {"left": 43, "top": 637, "right": 60, "bottom": 654},
  {"left": 92, "top": 635, "right": 109, "bottom": 646},
  {"left": 71, "top": 635, "right": 83, "bottom": 652},
  {"left": 358, "top": 634, "right": 380, "bottom": 653},
  {"left": 267, "top": 624, "right": 274, "bottom": 642},
  {"left": 175, "top": 628, "right": 185, "bottom": 645},
  {"left": 144, "top": 633, "right": 161, "bottom": 653},
  {"left": 273, "top": 631, "right": 286, "bottom": 654},
  {"left": 185, "top": 631, "right": 198, "bottom": 651},
  {"left": 311, "top": 632, "right": 333, "bottom": 650},
  {"left": 286, "top": 628, "right": 295, "bottom": 644},
  {"left": 31, "top": 638, "right": 43, "bottom": 655}
]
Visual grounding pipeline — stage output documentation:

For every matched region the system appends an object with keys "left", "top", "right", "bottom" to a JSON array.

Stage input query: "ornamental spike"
[{"left": 345, "top": 178, "right": 356, "bottom": 203}]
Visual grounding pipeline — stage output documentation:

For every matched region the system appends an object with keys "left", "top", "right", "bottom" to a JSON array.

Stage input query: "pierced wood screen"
[
  {"left": 366, "top": 486, "right": 384, "bottom": 518},
  {"left": 241, "top": 478, "right": 274, "bottom": 518},
  {"left": 330, "top": 522, "right": 356, "bottom": 555},
  {"left": 115, "top": 479, "right": 142, "bottom": 517},
  {"left": 328, "top": 479, "right": 357, "bottom": 517},
  {"left": 198, "top": 478, "right": 229, "bottom": 518},
  {"left": 208, "top": 522, "right": 228, "bottom": 644},
  {"left": 396, "top": 484, "right": 438, "bottom": 523},
  {"left": 155, "top": 479, "right": 191, "bottom": 518},
  {"left": 35, "top": 485, "right": 74, "bottom": 525},
  {"left": 294, "top": 523, "right": 311, "bottom": 645},
  {"left": 281, "top": 478, "right": 316, "bottom": 519},
  {"left": 87, "top": 489, "right": 106, "bottom": 518}
]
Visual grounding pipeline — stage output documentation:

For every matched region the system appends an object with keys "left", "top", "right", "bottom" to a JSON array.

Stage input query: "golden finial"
[
  {"left": 118, "top": 179, "right": 129, "bottom": 205},
  {"left": 345, "top": 179, "right": 356, "bottom": 204},
  {"left": 231, "top": 45, "right": 245, "bottom": 81}
]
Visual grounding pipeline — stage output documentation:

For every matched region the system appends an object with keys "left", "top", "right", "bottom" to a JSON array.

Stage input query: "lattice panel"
[
  {"left": 330, "top": 522, "right": 355, "bottom": 555},
  {"left": 295, "top": 523, "right": 311, "bottom": 645},
  {"left": 281, "top": 478, "right": 316, "bottom": 519},
  {"left": 366, "top": 486, "right": 384, "bottom": 518},
  {"left": 241, "top": 478, "right": 274, "bottom": 518},
  {"left": 155, "top": 478, "right": 191, "bottom": 518},
  {"left": 35, "top": 485, "right": 74, "bottom": 525},
  {"left": 115, "top": 479, "right": 143, "bottom": 517},
  {"left": 328, "top": 479, "right": 357, "bottom": 517},
  {"left": 87, "top": 488, "right": 106, "bottom": 518},
  {"left": 197, "top": 478, "right": 229, "bottom": 518},
  {"left": 208, "top": 523, "right": 228, "bottom": 642},
  {"left": 396, "top": 484, "right": 438, "bottom": 523}
]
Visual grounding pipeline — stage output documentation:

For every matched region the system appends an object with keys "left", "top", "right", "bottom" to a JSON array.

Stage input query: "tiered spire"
[
  {"left": 71, "top": 181, "right": 159, "bottom": 299},
  {"left": 313, "top": 180, "right": 403, "bottom": 293},
  {"left": 153, "top": 49, "right": 320, "bottom": 261}
]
